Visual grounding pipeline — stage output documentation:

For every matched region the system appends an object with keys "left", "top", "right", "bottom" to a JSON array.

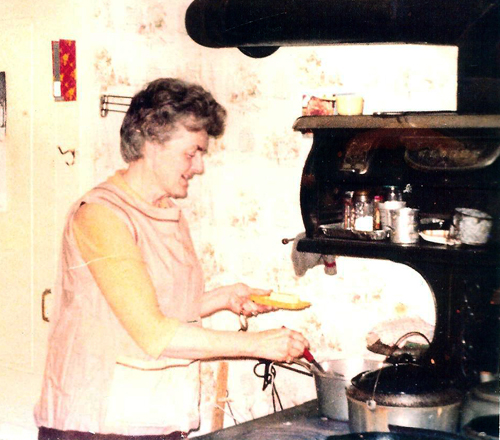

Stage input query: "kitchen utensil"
[
  {"left": 297, "top": 358, "right": 382, "bottom": 421},
  {"left": 379, "top": 201, "right": 406, "bottom": 230},
  {"left": 346, "top": 332, "right": 462, "bottom": 433},
  {"left": 460, "top": 379, "right": 500, "bottom": 427},
  {"left": 388, "top": 208, "right": 420, "bottom": 244},
  {"left": 450, "top": 208, "right": 492, "bottom": 245},
  {"left": 347, "top": 364, "right": 462, "bottom": 433},
  {"left": 302, "top": 348, "right": 325, "bottom": 373}
]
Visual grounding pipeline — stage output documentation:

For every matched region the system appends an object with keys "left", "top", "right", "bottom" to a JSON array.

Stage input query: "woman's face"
[{"left": 146, "top": 123, "right": 209, "bottom": 200}]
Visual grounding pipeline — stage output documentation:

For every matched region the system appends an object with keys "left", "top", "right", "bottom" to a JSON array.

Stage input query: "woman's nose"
[{"left": 191, "top": 154, "right": 204, "bottom": 174}]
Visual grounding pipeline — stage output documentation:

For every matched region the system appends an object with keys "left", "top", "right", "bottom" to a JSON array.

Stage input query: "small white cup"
[{"left": 334, "top": 94, "right": 364, "bottom": 115}]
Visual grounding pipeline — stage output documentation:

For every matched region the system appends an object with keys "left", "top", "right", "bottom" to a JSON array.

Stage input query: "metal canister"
[
  {"left": 353, "top": 190, "right": 374, "bottom": 232},
  {"left": 389, "top": 208, "right": 420, "bottom": 243}
]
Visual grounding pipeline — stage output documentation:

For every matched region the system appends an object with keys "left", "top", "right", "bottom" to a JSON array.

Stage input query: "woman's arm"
[
  {"left": 164, "top": 324, "right": 308, "bottom": 363},
  {"left": 73, "top": 203, "right": 182, "bottom": 358},
  {"left": 73, "top": 203, "right": 308, "bottom": 362}
]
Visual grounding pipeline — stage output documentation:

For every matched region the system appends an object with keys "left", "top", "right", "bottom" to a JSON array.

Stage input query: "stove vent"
[{"left": 185, "top": 0, "right": 500, "bottom": 113}]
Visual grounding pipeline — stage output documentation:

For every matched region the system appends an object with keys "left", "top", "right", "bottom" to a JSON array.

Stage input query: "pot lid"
[{"left": 351, "top": 363, "right": 452, "bottom": 395}]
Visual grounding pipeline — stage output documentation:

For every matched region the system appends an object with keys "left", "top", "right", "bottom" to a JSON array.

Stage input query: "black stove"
[
  {"left": 195, "top": 400, "right": 350, "bottom": 440},
  {"left": 295, "top": 112, "right": 500, "bottom": 387}
]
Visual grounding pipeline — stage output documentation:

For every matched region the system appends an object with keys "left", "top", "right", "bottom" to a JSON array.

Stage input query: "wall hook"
[
  {"left": 100, "top": 94, "right": 132, "bottom": 117},
  {"left": 57, "top": 145, "right": 76, "bottom": 166}
]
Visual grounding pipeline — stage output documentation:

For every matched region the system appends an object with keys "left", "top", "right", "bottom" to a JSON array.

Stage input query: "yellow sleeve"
[{"left": 72, "top": 202, "right": 180, "bottom": 358}]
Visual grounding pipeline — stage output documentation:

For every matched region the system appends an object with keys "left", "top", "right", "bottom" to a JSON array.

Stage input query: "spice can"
[{"left": 353, "top": 190, "right": 374, "bottom": 232}]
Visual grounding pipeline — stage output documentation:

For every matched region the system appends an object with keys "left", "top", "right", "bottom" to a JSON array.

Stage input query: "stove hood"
[{"left": 185, "top": 0, "right": 500, "bottom": 113}]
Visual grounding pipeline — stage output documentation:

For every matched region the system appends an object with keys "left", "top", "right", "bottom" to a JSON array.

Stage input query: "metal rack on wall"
[{"left": 100, "top": 94, "right": 132, "bottom": 117}]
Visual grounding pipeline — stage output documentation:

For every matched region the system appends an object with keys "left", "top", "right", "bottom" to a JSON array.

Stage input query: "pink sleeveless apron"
[{"left": 35, "top": 178, "right": 205, "bottom": 436}]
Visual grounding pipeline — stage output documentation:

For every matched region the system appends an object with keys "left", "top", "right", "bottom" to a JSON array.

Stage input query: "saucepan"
[{"left": 294, "top": 356, "right": 383, "bottom": 421}]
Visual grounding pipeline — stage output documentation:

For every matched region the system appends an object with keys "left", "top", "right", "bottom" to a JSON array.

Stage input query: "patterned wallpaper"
[{"left": 87, "top": 0, "right": 457, "bottom": 435}]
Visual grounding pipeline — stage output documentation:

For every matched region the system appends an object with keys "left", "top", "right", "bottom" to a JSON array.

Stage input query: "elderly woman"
[{"left": 35, "top": 78, "right": 309, "bottom": 440}]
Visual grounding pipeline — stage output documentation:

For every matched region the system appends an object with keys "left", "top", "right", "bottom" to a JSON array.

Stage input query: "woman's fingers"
[
  {"left": 240, "top": 300, "right": 275, "bottom": 316},
  {"left": 238, "top": 287, "right": 274, "bottom": 316},
  {"left": 227, "top": 284, "right": 274, "bottom": 316},
  {"left": 256, "top": 328, "right": 310, "bottom": 363}
]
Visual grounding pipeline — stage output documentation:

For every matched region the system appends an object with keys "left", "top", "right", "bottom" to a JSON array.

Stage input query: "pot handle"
[
  {"left": 273, "top": 360, "right": 313, "bottom": 378},
  {"left": 289, "top": 359, "right": 313, "bottom": 373},
  {"left": 365, "top": 331, "right": 432, "bottom": 411},
  {"left": 290, "top": 359, "right": 346, "bottom": 378},
  {"left": 389, "top": 331, "right": 431, "bottom": 356}
]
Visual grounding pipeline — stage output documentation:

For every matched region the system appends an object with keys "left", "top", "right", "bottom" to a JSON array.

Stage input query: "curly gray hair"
[{"left": 120, "top": 78, "right": 227, "bottom": 163}]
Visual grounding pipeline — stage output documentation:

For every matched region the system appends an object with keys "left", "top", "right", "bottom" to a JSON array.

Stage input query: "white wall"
[{"left": 3, "top": 0, "right": 459, "bottom": 436}]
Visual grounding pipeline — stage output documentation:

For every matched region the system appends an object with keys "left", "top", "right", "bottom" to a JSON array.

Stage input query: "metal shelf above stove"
[
  {"left": 297, "top": 235, "right": 500, "bottom": 267},
  {"left": 293, "top": 114, "right": 500, "bottom": 130}
]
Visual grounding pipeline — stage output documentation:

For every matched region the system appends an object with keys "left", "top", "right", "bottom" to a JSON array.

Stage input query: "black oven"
[{"left": 294, "top": 113, "right": 500, "bottom": 388}]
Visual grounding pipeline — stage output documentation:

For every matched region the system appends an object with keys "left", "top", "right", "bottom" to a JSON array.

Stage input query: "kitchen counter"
[{"left": 194, "top": 400, "right": 351, "bottom": 440}]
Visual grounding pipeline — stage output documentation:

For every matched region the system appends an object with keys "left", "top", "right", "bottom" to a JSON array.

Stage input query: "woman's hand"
[
  {"left": 224, "top": 283, "right": 275, "bottom": 317},
  {"left": 253, "top": 327, "right": 310, "bottom": 363},
  {"left": 162, "top": 323, "right": 310, "bottom": 363}
]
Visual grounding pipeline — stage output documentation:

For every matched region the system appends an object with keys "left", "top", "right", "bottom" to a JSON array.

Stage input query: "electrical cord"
[{"left": 253, "top": 360, "right": 283, "bottom": 413}]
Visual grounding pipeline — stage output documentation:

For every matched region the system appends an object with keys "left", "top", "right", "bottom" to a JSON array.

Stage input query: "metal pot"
[
  {"left": 346, "top": 362, "right": 463, "bottom": 433},
  {"left": 315, "top": 358, "right": 384, "bottom": 421},
  {"left": 296, "top": 358, "right": 383, "bottom": 421},
  {"left": 450, "top": 208, "right": 493, "bottom": 245}
]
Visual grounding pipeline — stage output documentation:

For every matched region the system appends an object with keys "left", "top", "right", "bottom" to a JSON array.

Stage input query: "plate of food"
[
  {"left": 250, "top": 292, "right": 311, "bottom": 310},
  {"left": 419, "top": 229, "right": 450, "bottom": 245}
]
